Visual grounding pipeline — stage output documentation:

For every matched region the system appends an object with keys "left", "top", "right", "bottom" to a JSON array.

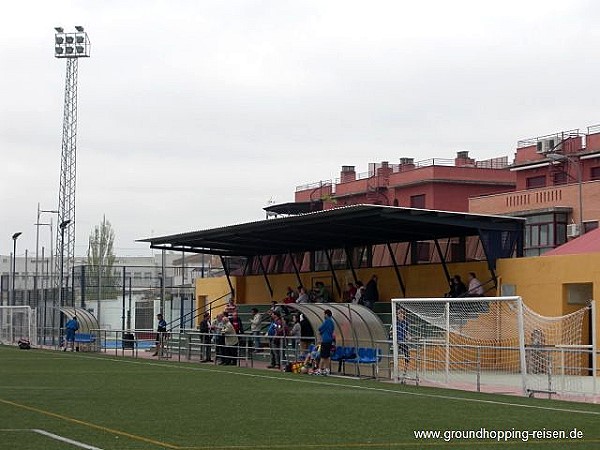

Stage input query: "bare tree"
[{"left": 86, "top": 216, "right": 117, "bottom": 301}]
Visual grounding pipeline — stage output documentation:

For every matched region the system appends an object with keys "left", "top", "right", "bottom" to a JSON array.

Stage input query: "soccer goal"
[
  {"left": 0, "top": 306, "right": 37, "bottom": 346},
  {"left": 391, "top": 297, "right": 596, "bottom": 398}
]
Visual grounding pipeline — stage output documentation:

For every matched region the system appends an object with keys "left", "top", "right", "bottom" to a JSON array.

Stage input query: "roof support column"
[
  {"left": 288, "top": 253, "right": 303, "bottom": 289},
  {"left": 324, "top": 249, "right": 342, "bottom": 298},
  {"left": 434, "top": 239, "right": 452, "bottom": 288},
  {"left": 344, "top": 247, "right": 358, "bottom": 283},
  {"left": 386, "top": 243, "right": 406, "bottom": 297},
  {"left": 256, "top": 255, "right": 274, "bottom": 299},
  {"left": 477, "top": 231, "right": 499, "bottom": 292},
  {"left": 219, "top": 255, "right": 236, "bottom": 299}
]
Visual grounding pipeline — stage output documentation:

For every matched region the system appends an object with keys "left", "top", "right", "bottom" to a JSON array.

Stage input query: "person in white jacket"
[{"left": 249, "top": 308, "right": 263, "bottom": 352}]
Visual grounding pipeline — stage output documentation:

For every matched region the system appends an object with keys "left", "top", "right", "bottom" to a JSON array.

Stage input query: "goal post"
[
  {"left": 391, "top": 297, "right": 593, "bottom": 398},
  {"left": 0, "top": 306, "right": 37, "bottom": 346}
]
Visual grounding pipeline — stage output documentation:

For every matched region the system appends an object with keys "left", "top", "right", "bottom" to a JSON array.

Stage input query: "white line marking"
[
  {"left": 82, "top": 354, "right": 600, "bottom": 417},
  {"left": 32, "top": 429, "right": 104, "bottom": 450},
  {"left": 0, "top": 429, "right": 104, "bottom": 450}
]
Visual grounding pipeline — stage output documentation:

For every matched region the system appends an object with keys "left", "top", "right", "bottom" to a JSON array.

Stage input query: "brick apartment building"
[
  {"left": 276, "top": 124, "right": 600, "bottom": 257},
  {"left": 471, "top": 126, "right": 600, "bottom": 256},
  {"left": 293, "top": 151, "right": 515, "bottom": 212}
]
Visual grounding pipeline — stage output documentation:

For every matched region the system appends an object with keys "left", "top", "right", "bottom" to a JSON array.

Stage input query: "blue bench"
[
  {"left": 73, "top": 333, "right": 96, "bottom": 351},
  {"left": 74, "top": 333, "right": 96, "bottom": 343},
  {"left": 332, "top": 346, "right": 381, "bottom": 377}
]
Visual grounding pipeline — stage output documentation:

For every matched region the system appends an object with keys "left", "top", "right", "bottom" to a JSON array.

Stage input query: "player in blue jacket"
[
  {"left": 64, "top": 316, "right": 79, "bottom": 352},
  {"left": 316, "top": 309, "right": 334, "bottom": 375}
]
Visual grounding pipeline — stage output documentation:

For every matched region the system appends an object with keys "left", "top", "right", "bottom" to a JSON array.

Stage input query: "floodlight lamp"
[
  {"left": 76, "top": 35, "right": 84, "bottom": 43},
  {"left": 55, "top": 36, "right": 64, "bottom": 44},
  {"left": 76, "top": 46, "right": 84, "bottom": 53},
  {"left": 65, "top": 46, "right": 74, "bottom": 54},
  {"left": 54, "top": 27, "right": 64, "bottom": 33},
  {"left": 75, "top": 26, "right": 84, "bottom": 32},
  {"left": 66, "top": 36, "right": 74, "bottom": 44},
  {"left": 55, "top": 46, "right": 64, "bottom": 54}
]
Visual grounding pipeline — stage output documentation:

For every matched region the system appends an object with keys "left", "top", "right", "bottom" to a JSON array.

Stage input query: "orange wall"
[{"left": 470, "top": 180, "right": 600, "bottom": 224}]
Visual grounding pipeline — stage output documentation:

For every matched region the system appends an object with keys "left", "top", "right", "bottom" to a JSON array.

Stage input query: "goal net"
[
  {"left": 391, "top": 297, "right": 596, "bottom": 398},
  {"left": 0, "top": 306, "right": 37, "bottom": 346}
]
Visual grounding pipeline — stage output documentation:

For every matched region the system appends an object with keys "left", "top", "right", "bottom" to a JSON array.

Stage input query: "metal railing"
[{"left": 297, "top": 157, "right": 510, "bottom": 192}]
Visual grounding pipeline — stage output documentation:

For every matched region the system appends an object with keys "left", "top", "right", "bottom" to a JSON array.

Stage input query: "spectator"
[
  {"left": 345, "top": 282, "right": 357, "bottom": 303},
  {"left": 467, "top": 272, "right": 484, "bottom": 297},
  {"left": 283, "top": 286, "right": 298, "bottom": 304},
  {"left": 212, "top": 313, "right": 225, "bottom": 364},
  {"left": 267, "top": 311, "right": 286, "bottom": 369},
  {"left": 528, "top": 329, "right": 548, "bottom": 374},
  {"left": 362, "top": 275, "right": 379, "bottom": 309},
  {"left": 225, "top": 298, "right": 238, "bottom": 316},
  {"left": 64, "top": 316, "right": 79, "bottom": 352},
  {"left": 315, "top": 309, "right": 334, "bottom": 376},
  {"left": 396, "top": 308, "right": 411, "bottom": 378},
  {"left": 353, "top": 281, "right": 365, "bottom": 305},
  {"left": 230, "top": 311, "right": 244, "bottom": 335},
  {"left": 303, "top": 344, "right": 320, "bottom": 372},
  {"left": 296, "top": 286, "right": 309, "bottom": 304},
  {"left": 199, "top": 312, "right": 213, "bottom": 362},
  {"left": 269, "top": 300, "right": 282, "bottom": 315},
  {"left": 249, "top": 308, "right": 263, "bottom": 352},
  {"left": 290, "top": 314, "right": 301, "bottom": 348},
  {"left": 152, "top": 314, "right": 167, "bottom": 357},
  {"left": 299, "top": 314, "right": 313, "bottom": 352},
  {"left": 314, "top": 281, "right": 331, "bottom": 303},
  {"left": 220, "top": 316, "right": 239, "bottom": 366},
  {"left": 447, "top": 275, "right": 467, "bottom": 298}
]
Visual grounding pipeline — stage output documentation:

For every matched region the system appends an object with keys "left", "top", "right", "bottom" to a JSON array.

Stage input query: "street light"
[
  {"left": 35, "top": 204, "right": 59, "bottom": 305},
  {"left": 59, "top": 220, "right": 71, "bottom": 308},
  {"left": 11, "top": 232, "right": 22, "bottom": 306},
  {"left": 547, "top": 152, "right": 584, "bottom": 236}
]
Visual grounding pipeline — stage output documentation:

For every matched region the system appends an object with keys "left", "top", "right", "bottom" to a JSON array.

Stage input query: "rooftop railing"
[{"left": 296, "top": 157, "right": 509, "bottom": 191}]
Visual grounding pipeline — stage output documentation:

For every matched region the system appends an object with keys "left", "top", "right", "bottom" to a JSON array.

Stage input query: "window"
[
  {"left": 410, "top": 194, "right": 426, "bottom": 208},
  {"left": 523, "top": 212, "right": 568, "bottom": 255},
  {"left": 566, "top": 283, "right": 593, "bottom": 305},
  {"left": 591, "top": 166, "right": 600, "bottom": 181},
  {"left": 552, "top": 172, "right": 567, "bottom": 185},
  {"left": 526, "top": 175, "right": 546, "bottom": 189}
]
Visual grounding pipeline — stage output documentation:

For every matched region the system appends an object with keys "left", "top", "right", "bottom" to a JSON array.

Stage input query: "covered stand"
[{"left": 286, "top": 303, "right": 387, "bottom": 350}]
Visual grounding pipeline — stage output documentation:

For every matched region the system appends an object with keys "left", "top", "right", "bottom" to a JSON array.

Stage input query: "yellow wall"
[
  {"left": 497, "top": 253, "right": 598, "bottom": 351},
  {"left": 194, "top": 277, "right": 235, "bottom": 319},
  {"left": 195, "top": 254, "right": 598, "bottom": 374},
  {"left": 195, "top": 261, "right": 491, "bottom": 305},
  {"left": 497, "top": 254, "right": 599, "bottom": 316}
]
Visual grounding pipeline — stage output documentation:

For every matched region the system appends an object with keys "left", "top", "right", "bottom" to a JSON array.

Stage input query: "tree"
[{"left": 86, "top": 216, "right": 117, "bottom": 301}]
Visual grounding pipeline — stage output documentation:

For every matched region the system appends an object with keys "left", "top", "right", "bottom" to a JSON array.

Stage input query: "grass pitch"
[{"left": 0, "top": 346, "right": 599, "bottom": 449}]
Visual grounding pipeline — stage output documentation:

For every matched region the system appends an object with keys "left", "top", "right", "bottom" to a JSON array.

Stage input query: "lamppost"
[
  {"left": 35, "top": 204, "right": 59, "bottom": 306},
  {"left": 11, "top": 232, "right": 22, "bottom": 306},
  {"left": 547, "top": 152, "right": 584, "bottom": 235},
  {"left": 59, "top": 220, "right": 71, "bottom": 308}
]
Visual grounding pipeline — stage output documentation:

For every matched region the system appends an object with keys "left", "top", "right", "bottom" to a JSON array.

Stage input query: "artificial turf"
[{"left": 0, "top": 345, "right": 599, "bottom": 449}]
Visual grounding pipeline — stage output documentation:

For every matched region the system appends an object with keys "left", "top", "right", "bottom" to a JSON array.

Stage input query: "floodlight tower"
[{"left": 53, "top": 26, "right": 90, "bottom": 306}]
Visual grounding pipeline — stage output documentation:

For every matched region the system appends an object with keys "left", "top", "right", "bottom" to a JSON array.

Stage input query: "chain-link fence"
[{"left": 0, "top": 264, "right": 199, "bottom": 346}]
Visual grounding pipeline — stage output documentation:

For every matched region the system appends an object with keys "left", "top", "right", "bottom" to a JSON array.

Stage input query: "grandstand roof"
[{"left": 140, "top": 204, "right": 524, "bottom": 257}]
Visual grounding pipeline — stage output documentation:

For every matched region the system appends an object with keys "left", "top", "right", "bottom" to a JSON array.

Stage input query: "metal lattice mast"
[{"left": 53, "top": 26, "right": 90, "bottom": 307}]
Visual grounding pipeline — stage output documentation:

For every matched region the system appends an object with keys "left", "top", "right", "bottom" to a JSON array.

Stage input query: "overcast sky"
[{"left": 2, "top": 0, "right": 600, "bottom": 258}]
